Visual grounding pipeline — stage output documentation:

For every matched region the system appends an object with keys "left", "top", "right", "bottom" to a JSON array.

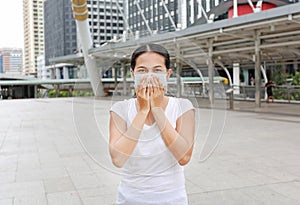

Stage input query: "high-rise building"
[
  {"left": 87, "top": 0, "right": 124, "bottom": 46},
  {"left": 0, "top": 55, "right": 3, "bottom": 73},
  {"left": 23, "top": 0, "right": 45, "bottom": 76},
  {"left": 125, "top": 0, "right": 229, "bottom": 35},
  {"left": 126, "top": 0, "right": 296, "bottom": 35},
  {"left": 44, "top": 0, "right": 77, "bottom": 66},
  {"left": 126, "top": 0, "right": 180, "bottom": 36},
  {"left": 0, "top": 50, "right": 11, "bottom": 73},
  {"left": 0, "top": 48, "right": 23, "bottom": 73},
  {"left": 192, "top": 0, "right": 297, "bottom": 26}
]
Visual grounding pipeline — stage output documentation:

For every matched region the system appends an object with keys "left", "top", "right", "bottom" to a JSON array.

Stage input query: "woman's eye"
[
  {"left": 136, "top": 69, "right": 146, "bottom": 73},
  {"left": 155, "top": 69, "right": 163, "bottom": 73}
]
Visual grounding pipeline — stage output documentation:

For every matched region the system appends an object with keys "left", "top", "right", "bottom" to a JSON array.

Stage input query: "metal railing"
[{"left": 233, "top": 85, "right": 300, "bottom": 103}]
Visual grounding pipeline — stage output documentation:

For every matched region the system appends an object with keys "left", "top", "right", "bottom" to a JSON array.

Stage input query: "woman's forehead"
[{"left": 136, "top": 52, "right": 165, "bottom": 64}]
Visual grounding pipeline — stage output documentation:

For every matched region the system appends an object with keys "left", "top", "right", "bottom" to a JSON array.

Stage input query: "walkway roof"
[{"left": 89, "top": 3, "right": 300, "bottom": 69}]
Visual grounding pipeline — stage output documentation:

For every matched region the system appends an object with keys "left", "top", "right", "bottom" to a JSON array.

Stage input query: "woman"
[{"left": 109, "top": 43, "right": 195, "bottom": 205}]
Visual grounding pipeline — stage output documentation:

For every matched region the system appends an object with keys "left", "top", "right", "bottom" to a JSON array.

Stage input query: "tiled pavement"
[{"left": 0, "top": 97, "right": 299, "bottom": 205}]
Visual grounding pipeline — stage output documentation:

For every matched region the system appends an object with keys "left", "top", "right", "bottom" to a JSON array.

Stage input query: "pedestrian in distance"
[
  {"left": 250, "top": 76, "right": 255, "bottom": 86},
  {"left": 265, "top": 79, "right": 276, "bottom": 103},
  {"left": 109, "top": 43, "right": 195, "bottom": 205}
]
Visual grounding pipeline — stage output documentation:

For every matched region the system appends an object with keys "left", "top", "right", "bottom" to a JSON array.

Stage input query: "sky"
[{"left": 0, "top": 0, "right": 24, "bottom": 49}]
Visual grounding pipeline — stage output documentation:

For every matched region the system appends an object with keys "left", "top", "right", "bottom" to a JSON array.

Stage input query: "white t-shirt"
[{"left": 110, "top": 97, "right": 194, "bottom": 205}]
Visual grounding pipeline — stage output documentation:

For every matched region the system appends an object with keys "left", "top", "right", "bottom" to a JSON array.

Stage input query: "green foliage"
[
  {"left": 71, "top": 91, "right": 93, "bottom": 97},
  {"left": 47, "top": 89, "right": 93, "bottom": 97},
  {"left": 272, "top": 66, "right": 291, "bottom": 85},
  {"left": 291, "top": 72, "right": 300, "bottom": 85},
  {"left": 60, "top": 91, "right": 68, "bottom": 97},
  {"left": 269, "top": 67, "right": 300, "bottom": 101},
  {"left": 48, "top": 89, "right": 56, "bottom": 98}
]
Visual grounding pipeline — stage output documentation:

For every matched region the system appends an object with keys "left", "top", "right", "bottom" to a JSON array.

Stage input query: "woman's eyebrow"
[
  {"left": 135, "top": 65, "right": 164, "bottom": 69},
  {"left": 152, "top": 65, "right": 164, "bottom": 68},
  {"left": 135, "top": 65, "right": 148, "bottom": 69}
]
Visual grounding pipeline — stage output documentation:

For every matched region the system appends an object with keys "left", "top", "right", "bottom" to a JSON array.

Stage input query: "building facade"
[
  {"left": 0, "top": 48, "right": 23, "bottom": 73},
  {"left": 126, "top": 0, "right": 296, "bottom": 34},
  {"left": 37, "top": 55, "right": 51, "bottom": 79},
  {"left": 23, "top": 0, "right": 45, "bottom": 76},
  {"left": 192, "top": 0, "right": 298, "bottom": 26},
  {"left": 0, "top": 55, "right": 2, "bottom": 73},
  {"left": 44, "top": 0, "right": 77, "bottom": 66},
  {"left": 125, "top": 0, "right": 220, "bottom": 35},
  {"left": 126, "top": 0, "right": 179, "bottom": 36},
  {"left": 87, "top": 0, "right": 124, "bottom": 46}
]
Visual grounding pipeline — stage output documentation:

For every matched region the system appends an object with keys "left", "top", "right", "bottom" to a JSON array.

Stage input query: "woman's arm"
[
  {"left": 109, "top": 111, "right": 147, "bottom": 168},
  {"left": 151, "top": 108, "right": 195, "bottom": 166},
  {"left": 150, "top": 76, "right": 195, "bottom": 165},
  {"left": 109, "top": 77, "right": 150, "bottom": 168}
]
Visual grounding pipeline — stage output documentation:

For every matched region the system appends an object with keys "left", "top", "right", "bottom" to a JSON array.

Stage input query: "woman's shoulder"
[
  {"left": 110, "top": 98, "right": 136, "bottom": 121},
  {"left": 110, "top": 98, "right": 135, "bottom": 113},
  {"left": 111, "top": 98, "right": 134, "bottom": 106},
  {"left": 169, "top": 97, "right": 195, "bottom": 114},
  {"left": 170, "top": 97, "right": 193, "bottom": 106}
]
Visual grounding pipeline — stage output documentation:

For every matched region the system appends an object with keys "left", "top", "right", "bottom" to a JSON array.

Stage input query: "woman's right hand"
[{"left": 136, "top": 77, "right": 150, "bottom": 115}]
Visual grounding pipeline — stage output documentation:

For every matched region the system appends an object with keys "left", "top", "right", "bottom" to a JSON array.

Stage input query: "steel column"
[
  {"left": 175, "top": 42, "right": 182, "bottom": 97},
  {"left": 121, "top": 62, "right": 127, "bottom": 96},
  {"left": 208, "top": 39, "right": 215, "bottom": 106},
  {"left": 255, "top": 31, "right": 262, "bottom": 108}
]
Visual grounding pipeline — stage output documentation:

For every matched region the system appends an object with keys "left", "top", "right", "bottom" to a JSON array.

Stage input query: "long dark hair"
[{"left": 130, "top": 44, "right": 170, "bottom": 70}]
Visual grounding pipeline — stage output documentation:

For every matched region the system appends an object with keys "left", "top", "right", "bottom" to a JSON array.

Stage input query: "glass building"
[
  {"left": 44, "top": 0, "right": 77, "bottom": 66},
  {"left": 0, "top": 55, "right": 3, "bottom": 73},
  {"left": 87, "top": 0, "right": 124, "bottom": 45}
]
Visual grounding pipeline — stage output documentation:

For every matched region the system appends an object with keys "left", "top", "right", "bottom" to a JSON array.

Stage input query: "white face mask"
[{"left": 134, "top": 73, "right": 168, "bottom": 88}]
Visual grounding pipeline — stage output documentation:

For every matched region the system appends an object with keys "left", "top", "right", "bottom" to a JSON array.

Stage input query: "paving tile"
[
  {"left": 0, "top": 181, "right": 45, "bottom": 199},
  {"left": 64, "top": 160, "right": 93, "bottom": 174},
  {"left": 0, "top": 155, "right": 18, "bottom": 172},
  {"left": 69, "top": 172, "right": 101, "bottom": 190},
  {"left": 185, "top": 179, "right": 205, "bottom": 194},
  {"left": 47, "top": 191, "right": 83, "bottom": 205},
  {"left": 13, "top": 195, "right": 48, "bottom": 205},
  {"left": 0, "top": 198, "right": 13, "bottom": 205},
  {"left": 40, "top": 167, "right": 69, "bottom": 179},
  {"left": 16, "top": 167, "right": 69, "bottom": 182},
  {"left": 188, "top": 190, "right": 258, "bottom": 205},
  {"left": 264, "top": 180, "right": 300, "bottom": 203},
  {"left": 94, "top": 170, "right": 120, "bottom": 187},
  {"left": 81, "top": 195, "right": 116, "bottom": 205},
  {"left": 44, "top": 176, "right": 76, "bottom": 193},
  {"left": 17, "top": 157, "right": 41, "bottom": 170},
  {"left": 241, "top": 185, "right": 300, "bottom": 205},
  {"left": 0, "top": 171, "right": 16, "bottom": 184},
  {"left": 1, "top": 98, "right": 300, "bottom": 205},
  {"left": 77, "top": 186, "right": 117, "bottom": 198}
]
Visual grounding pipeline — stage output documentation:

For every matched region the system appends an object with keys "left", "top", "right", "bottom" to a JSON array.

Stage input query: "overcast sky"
[{"left": 0, "top": 0, "right": 23, "bottom": 49}]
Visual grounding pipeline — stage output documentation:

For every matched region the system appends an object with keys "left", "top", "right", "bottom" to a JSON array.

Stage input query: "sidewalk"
[
  {"left": 0, "top": 97, "right": 299, "bottom": 205},
  {"left": 196, "top": 97, "right": 300, "bottom": 117}
]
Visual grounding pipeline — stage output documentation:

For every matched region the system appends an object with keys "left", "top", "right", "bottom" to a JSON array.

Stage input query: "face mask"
[{"left": 134, "top": 73, "right": 168, "bottom": 88}]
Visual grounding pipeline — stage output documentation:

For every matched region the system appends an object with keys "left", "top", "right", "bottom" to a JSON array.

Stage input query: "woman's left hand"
[{"left": 150, "top": 75, "right": 165, "bottom": 109}]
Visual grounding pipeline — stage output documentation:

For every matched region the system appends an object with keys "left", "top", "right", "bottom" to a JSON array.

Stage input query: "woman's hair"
[{"left": 130, "top": 43, "right": 170, "bottom": 70}]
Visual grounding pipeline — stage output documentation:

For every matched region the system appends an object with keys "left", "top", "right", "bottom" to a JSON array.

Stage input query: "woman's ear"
[
  {"left": 167, "top": 69, "right": 173, "bottom": 80},
  {"left": 130, "top": 68, "right": 134, "bottom": 79}
]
